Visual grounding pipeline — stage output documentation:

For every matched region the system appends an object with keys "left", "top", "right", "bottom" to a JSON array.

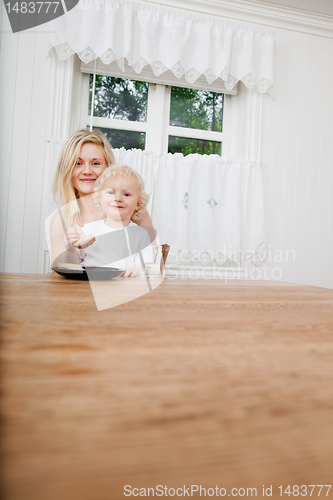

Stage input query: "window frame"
[{"left": 80, "top": 74, "right": 235, "bottom": 156}]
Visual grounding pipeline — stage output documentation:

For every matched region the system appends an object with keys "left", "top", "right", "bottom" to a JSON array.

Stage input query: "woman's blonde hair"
[
  {"left": 93, "top": 165, "right": 149, "bottom": 221},
  {"left": 52, "top": 129, "right": 115, "bottom": 228}
]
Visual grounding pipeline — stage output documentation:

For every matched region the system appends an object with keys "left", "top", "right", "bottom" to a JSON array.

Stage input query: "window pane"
[
  {"left": 168, "top": 136, "right": 221, "bottom": 156},
  {"left": 89, "top": 76, "right": 148, "bottom": 122},
  {"left": 92, "top": 127, "right": 146, "bottom": 150},
  {"left": 170, "top": 87, "right": 224, "bottom": 132}
]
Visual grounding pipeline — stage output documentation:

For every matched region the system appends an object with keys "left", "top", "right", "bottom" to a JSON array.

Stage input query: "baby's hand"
[
  {"left": 67, "top": 226, "right": 80, "bottom": 246},
  {"left": 123, "top": 268, "right": 136, "bottom": 277}
]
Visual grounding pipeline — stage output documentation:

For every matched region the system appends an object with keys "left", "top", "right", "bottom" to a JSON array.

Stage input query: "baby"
[{"left": 73, "top": 165, "right": 154, "bottom": 276}]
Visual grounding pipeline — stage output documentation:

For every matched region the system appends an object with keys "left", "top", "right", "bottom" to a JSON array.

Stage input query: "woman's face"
[{"left": 71, "top": 143, "right": 107, "bottom": 197}]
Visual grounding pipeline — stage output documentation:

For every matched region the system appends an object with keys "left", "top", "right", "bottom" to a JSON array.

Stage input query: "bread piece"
[
  {"left": 74, "top": 234, "right": 96, "bottom": 249},
  {"left": 73, "top": 224, "right": 96, "bottom": 250},
  {"left": 58, "top": 263, "right": 84, "bottom": 270}
]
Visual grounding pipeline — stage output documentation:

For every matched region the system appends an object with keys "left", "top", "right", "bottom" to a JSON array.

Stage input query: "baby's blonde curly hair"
[{"left": 93, "top": 165, "right": 149, "bottom": 221}]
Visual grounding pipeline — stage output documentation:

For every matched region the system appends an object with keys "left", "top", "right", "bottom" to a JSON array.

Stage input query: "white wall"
[
  {"left": 0, "top": 7, "right": 82, "bottom": 273},
  {"left": 0, "top": 0, "right": 332, "bottom": 288},
  {"left": 260, "top": 29, "right": 333, "bottom": 288},
  {"left": 0, "top": 11, "right": 50, "bottom": 273}
]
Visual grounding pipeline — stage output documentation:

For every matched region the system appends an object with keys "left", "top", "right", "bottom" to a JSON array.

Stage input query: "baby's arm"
[{"left": 135, "top": 209, "right": 156, "bottom": 244}]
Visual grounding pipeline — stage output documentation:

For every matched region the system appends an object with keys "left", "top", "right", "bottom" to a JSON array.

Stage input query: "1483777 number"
[
  {"left": 5, "top": 2, "right": 60, "bottom": 14},
  {"left": 278, "top": 485, "right": 332, "bottom": 497}
]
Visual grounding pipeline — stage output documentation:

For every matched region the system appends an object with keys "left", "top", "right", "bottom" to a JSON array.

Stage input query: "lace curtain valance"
[{"left": 49, "top": 0, "right": 275, "bottom": 96}]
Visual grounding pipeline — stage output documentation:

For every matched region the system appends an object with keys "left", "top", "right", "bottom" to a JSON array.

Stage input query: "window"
[
  {"left": 75, "top": 69, "right": 250, "bottom": 277},
  {"left": 169, "top": 87, "right": 224, "bottom": 155},
  {"left": 86, "top": 74, "right": 227, "bottom": 156}
]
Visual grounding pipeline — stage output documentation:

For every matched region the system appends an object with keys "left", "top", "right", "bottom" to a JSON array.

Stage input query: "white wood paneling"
[
  {"left": 279, "top": 30, "right": 302, "bottom": 283},
  {"left": 264, "top": 28, "right": 290, "bottom": 278},
  {"left": 3, "top": 30, "right": 37, "bottom": 272},
  {"left": 327, "top": 120, "right": 333, "bottom": 286},
  {"left": 313, "top": 38, "right": 333, "bottom": 287},
  {"left": 303, "top": 36, "right": 326, "bottom": 285},
  {"left": 290, "top": 33, "right": 314, "bottom": 283},
  {"left": 0, "top": 6, "right": 50, "bottom": 273},
  {"left": 20, "top": 31, "right": 50, "bottom": 273},
  {"left": 0, "top": 6, "right": 18, "bottom": 273},
  {"left": 260, "top": 29, "right": 333, "bottom": 288}
]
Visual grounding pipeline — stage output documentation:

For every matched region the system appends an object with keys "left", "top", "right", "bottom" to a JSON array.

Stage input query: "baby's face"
[{"left": 100, "top": 175, "right": 140, "bottom": 223}]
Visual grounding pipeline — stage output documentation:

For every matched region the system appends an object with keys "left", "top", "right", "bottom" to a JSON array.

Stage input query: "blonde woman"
[{"left": 50, "top": 129, "right": 153, "bottom": 267}]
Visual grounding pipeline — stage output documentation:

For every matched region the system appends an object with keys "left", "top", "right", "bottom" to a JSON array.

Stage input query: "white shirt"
[{"left": 78, "top": 220, "right": 152, "bottom": 269}]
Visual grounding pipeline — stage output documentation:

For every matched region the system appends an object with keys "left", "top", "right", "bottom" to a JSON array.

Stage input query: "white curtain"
[
  {"left": 113, "top": 149, "right": 266, "bottom": 265},
  {"left": 49, "top": 0, "right": 275, "bottom": 95},
  {"left": 46, "top": 145, "right": 266, "bottom": 264}
]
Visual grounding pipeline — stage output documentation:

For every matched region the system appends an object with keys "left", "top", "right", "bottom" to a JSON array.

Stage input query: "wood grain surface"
[{"left": 1, "top": 274, "right": 333, "bottom": 500}]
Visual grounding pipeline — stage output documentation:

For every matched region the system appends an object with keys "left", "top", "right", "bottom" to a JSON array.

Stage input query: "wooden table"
[{"left": 1, "top": 274, "right": 333, "bottom": 500}]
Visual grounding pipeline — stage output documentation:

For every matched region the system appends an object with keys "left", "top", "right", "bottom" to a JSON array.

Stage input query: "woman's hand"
[{"left": 50, "top": 213, "right": 82, "bottom": 267}]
